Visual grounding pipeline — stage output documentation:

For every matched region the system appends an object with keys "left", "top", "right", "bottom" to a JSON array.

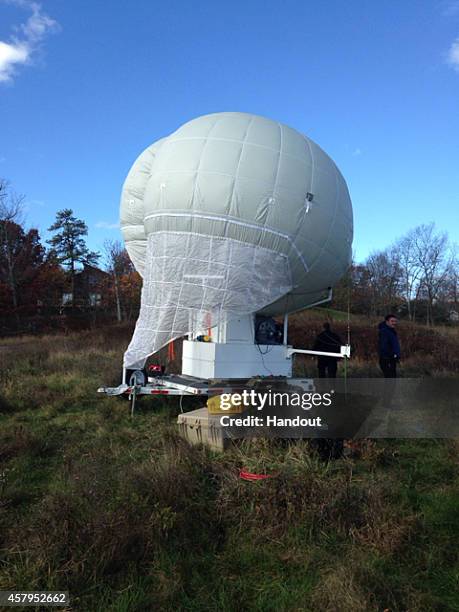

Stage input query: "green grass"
[{"left": 0, "top": 326, "right": 458, "bottom": 611}]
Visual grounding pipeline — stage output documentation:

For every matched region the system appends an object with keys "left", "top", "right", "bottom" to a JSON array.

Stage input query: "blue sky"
[{"left": 0, "top": 0, "right": 458, "bottom": 262}]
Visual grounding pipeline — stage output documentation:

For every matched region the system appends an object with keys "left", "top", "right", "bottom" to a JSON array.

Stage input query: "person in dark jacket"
[
  {"left": 378, "top": 314, "right": 401, "bottom": 378},
  {"left": 313, "top": 323, "right": 343, "bottom": 378}
]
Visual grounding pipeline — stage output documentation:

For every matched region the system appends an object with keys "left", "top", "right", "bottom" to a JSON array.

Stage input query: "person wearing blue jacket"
[{"left": 378, "top": 314, "right": 401, "bottom": 378}]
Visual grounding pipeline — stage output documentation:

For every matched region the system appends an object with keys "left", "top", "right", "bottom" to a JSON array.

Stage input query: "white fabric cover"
[
  {"left": 120, "top": 112, "right": 353, "bottom": 368},
  {"left": 123, "top": 232, "right": 292, "bottom": 369}
]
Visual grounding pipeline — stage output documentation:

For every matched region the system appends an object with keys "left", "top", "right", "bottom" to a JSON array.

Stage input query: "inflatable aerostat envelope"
[{"left": 120, "top": 112, "right": 353, "bottom": 369}]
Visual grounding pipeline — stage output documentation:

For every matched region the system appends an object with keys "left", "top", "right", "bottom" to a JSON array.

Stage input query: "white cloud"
[
  {"left": 0, "top": 41, "right": 28, "bottom": 81},
  {"left": 95, "top": 221, "right": 120, "bottom": 230},
  {"left": 0, "top": 1, "right": 58, "bottom": 83},
  {"left": 352, "top": 148, "right": 362, "bottom": 157},
  {"left": 447, "top": 38, "right": 459, "bottom": 71}
]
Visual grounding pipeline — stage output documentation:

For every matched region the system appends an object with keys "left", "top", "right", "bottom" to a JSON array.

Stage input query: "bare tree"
[
  {"left": 411, "top": 223, "right": 451, "bottom": 325},
  {"left": 0, "top": 179, "right": 27, "bottom": 313},
  {"left": 103, "top": 239, "right": 130, "bottom": 322},
  {"left": 450, "top": 253, "right": 459, "bottom": 306},
  {"left": 393, "top": 231, "right": 422, "bottom": 321},
  {"left": 365, "top": 248, "right": 402, "bottom": 316},
  {"left": 442, "top": 248, "right": 458, "bottom": 313},
  {"left": 0, "top": 179, "right": 26, "bottom": 224},
  {"left": 104, "top": 239, "right": 122, "bottom": 322}
]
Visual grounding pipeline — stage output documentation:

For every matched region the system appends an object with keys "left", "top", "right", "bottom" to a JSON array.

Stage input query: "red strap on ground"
[{"left": 239, "top": 469, "right": 273, "bottom": 481}]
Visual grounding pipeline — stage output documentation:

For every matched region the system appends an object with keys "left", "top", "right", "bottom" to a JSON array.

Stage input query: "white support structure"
[
  {"left": 181, "top": 312, "right": 350, "bottom": 380},
  {"left": 283, "top": 313, "right": 288, "bottom": 345},
  {"left": 182, "top": 340, "right": 292, "bottom": 378},
  {"left": 99, "top": 307, "right": 351, "bottom": 402},
  {"left": 182, "top": 314, "right": 292, "bottom": 378},
  {"left": 287, "top": 345, "right": 351, "bottom": 359}
]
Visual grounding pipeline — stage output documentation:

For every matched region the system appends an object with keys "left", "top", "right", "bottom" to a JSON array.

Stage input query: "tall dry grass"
[{"left": 0, "top": 321, "right": 458, "bottom": 610}]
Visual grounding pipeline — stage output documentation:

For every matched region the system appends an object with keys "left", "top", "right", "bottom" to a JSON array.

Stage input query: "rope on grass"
[{"left": 239, "top": 469, "right": 275, "bottom": 481}]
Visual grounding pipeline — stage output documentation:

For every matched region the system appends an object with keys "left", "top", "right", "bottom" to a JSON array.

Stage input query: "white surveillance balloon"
[{"left": 121, "top": 112, "right": 353, "bottom": 369}]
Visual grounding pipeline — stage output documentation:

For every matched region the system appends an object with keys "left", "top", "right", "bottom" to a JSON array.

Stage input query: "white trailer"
[{"left": 98, "top": 312, "right": 350, "bottom": 417}]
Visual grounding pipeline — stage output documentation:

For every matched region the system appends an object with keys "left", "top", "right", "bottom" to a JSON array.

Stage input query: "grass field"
[{"left": 0, "top": 318, "right": 459, "bottom": 611}]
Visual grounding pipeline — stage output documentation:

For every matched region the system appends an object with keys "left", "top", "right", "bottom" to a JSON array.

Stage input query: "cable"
[
  {"left": 256, "top": 342, "right": 275, "bottom": 376},
  {"left": 344, "top": 271, "right": 352, "bottom": 396}
]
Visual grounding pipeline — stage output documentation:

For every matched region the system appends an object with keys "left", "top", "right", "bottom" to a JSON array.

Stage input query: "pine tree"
[{"left": 47, "top": 209, "right": 99, "bottom": 308}]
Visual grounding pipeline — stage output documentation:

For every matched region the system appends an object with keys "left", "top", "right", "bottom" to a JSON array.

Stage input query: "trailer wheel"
[{"left": 119, "top": 369, "right": 146, "bottom": 402}]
